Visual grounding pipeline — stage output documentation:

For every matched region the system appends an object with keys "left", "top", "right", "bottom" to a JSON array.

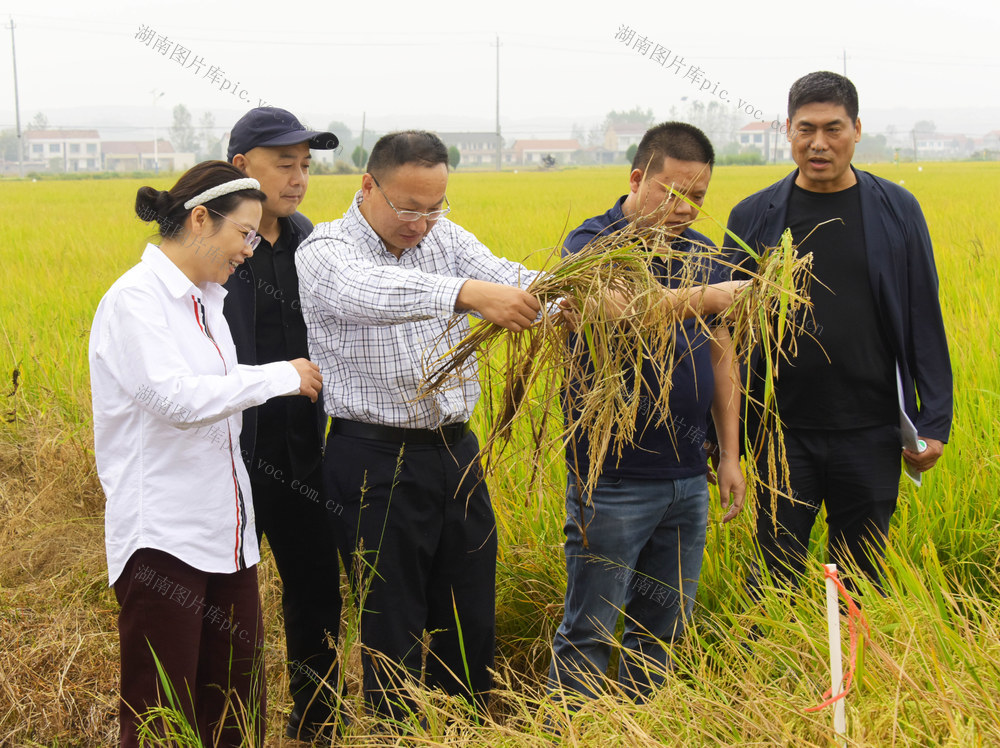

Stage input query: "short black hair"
[
  {"left": 631, "top": 121, "right": 715, "bottom": 174},
  {"left": 367, "top": 130, "right": 449, "bottom": 177},
  {"left": 788, "top": 71, "right": 859, "bottom": 122}
]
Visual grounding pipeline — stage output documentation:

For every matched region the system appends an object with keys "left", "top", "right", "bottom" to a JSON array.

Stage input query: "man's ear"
[
  {"left": 628, "top": 168, "right": 645, "bottom": 195},
  {"left": 360, "top": 172, "right": 376, "bottom": 200},
  {"left": 232, "top": 153, "right": 248, "bottom": 173}
]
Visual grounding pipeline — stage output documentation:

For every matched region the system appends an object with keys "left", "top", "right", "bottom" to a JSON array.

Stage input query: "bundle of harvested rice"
[{"left": 420, "top": 202, "right": 814, "bottom": 515}]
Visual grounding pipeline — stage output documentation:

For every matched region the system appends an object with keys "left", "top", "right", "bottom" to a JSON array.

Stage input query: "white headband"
[{"left": 183, "top": 178, "right": 261, "bottom": 210}]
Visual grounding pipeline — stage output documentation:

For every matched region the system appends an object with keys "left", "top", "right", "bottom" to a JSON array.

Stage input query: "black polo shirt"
[
  {"left": 563, "top": 196, "right": 723, "bottom": 481},
  {"left": 248, "top": 228, "right": 311, "bottom": 462},
  {"left": 223, "top": 212, "right": 326, "bottom": 480}
]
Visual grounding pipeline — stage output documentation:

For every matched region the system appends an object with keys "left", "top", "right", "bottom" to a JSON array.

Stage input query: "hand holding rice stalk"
[
  {"left": 723, "top": 223, "right": 817, "bottom": 524},
  {"left": 420, "top": 200, "right": 816, "bottom": 511}
]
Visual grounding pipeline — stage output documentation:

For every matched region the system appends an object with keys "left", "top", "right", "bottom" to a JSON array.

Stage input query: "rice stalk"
[{"left": 420, "top": 205, "right": 815, "bottom": 510}]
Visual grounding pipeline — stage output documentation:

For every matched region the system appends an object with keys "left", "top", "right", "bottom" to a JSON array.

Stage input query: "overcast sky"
[{"left": 0, "top": 0, "right": 998, "bottom": 138}]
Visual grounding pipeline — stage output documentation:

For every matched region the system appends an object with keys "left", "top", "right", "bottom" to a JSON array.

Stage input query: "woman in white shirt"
[{"left": 89, "top": 160, "right": 322, "bottom": 747}]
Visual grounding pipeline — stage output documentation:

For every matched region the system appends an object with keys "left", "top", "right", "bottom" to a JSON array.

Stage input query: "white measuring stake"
[{"left": 824, "top": 563, "right": 847, "bottom": 744}]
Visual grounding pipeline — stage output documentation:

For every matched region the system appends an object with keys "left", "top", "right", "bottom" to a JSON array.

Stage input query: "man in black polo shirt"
[
  {"left": 724, "top": 72, "right": 952, "bottom": 592},
  {"left": 223, "top": 107, "right": 343, "bottom": 741},
  {"left": 548, "top": 122, "right": 746, "bottom": 703}
]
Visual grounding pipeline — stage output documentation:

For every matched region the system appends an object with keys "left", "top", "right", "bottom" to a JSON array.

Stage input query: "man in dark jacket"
[
  {"left": 724, "top": 72, "right": 952, "bottom": 591},
  {"left": 223, "top": 107, "right": 344, "bottom": 741}
]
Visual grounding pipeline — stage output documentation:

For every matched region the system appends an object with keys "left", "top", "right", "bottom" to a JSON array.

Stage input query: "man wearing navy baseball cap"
[{"left": 222, "top": 107, "right": 344, "bottom": 742}]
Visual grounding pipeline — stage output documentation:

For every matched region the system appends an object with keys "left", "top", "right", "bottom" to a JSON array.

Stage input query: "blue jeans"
[{"left": 548, "top": 474, "right": 709, "bottom": 701}]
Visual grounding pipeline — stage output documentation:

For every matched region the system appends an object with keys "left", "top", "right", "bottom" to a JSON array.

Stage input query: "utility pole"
[
  {"left": 7, "top": 16, "right": 23, "bottom": 177},
  {"left": 151, "top": 89, "right": 164, "bottom": 175},
  {"left": 359, "top": 111, "right": 366, "bottom": 167},
  {"left": 495, "top": 34, "right": 501, "bottom": 172},
  {"left": 842, "top": 48, "right": 847, "bottom": 77}
]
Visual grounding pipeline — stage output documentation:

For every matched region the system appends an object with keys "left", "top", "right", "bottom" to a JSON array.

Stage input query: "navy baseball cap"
[{"left": 227, "top": 107, "right": 340, "bottom": 161}]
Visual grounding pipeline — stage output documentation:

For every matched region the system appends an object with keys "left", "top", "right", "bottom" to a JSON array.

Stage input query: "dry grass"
[{"left": 0, "top": 416, "right": 118, "bottom": 745}]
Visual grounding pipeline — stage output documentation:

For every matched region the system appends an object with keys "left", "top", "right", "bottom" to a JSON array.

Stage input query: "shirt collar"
[
  {"left": 270, "top": 214, "right": 297, "bottom": 251},
  {"left": 611, "top": 195, "right": 627, "bottom": 223},
  {"left": 140, "top": 243, "right": 228, "bottom": 303},
  {"left": 343, "top": 191, "right": 389, "bottom": 257}
]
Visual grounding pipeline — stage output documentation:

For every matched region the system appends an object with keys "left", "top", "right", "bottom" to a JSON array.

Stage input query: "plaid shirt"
[{"left": 296, "top": 191, "right": 538, "bottom": 429}]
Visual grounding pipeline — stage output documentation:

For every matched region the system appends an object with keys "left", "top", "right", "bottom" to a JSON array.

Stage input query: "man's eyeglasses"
[
  {"left": 209, "top": 208, "right": 262, "bottom": 250},
  {"left": 370, "top": 174, "right": 451, "bottom": 222}
]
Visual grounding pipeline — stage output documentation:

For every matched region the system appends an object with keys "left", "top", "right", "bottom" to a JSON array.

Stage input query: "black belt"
[{"left": 330, "top": 418, "right": 472, "bottom": 446}]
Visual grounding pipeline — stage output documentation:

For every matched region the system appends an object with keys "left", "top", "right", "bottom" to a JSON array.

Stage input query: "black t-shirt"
[
  {"left": 248, "top": 229, "right": 311, "bottom": 465},
  {"left": 775, "top": 183, "right": 897, "bottom": 429}
]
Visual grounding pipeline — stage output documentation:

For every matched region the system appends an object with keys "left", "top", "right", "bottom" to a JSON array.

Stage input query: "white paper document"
[{"left": 897, "top": 365, "right": 926, "bottom": 487}]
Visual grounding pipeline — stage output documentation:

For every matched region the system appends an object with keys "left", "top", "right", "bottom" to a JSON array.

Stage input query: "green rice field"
[{"left": 1, "top": 161, "right": 999, "bottom": 746}]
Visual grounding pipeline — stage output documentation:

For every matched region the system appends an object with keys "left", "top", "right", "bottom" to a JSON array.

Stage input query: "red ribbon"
[{"left": 804, "top": 566, "right": 871, "bottom": 712}]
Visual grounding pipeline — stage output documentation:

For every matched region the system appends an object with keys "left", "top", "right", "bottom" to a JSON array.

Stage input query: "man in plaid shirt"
[{"left": 296, "top": 130, "right": 540, "bottom": 721}]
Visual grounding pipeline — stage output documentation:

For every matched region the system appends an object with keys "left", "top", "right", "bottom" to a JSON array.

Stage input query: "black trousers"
[
  {"left": 115, "top": 548, "right": 264, "bottom": 748},
  {"left": 250, "top": 452, "right": 344, "bottom": 727},
  {"left": 754, "top": 424, "right": 902, "bottom": 591},
  {"left": 324, "top": 430, "right": 497, "bottom": 720}
]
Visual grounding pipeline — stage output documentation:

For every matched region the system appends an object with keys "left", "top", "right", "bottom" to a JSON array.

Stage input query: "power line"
[{"left": 6, "top": 15, "right": 1000, "bottom": 66}]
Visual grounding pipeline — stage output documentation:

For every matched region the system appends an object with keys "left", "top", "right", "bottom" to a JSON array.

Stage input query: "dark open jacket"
[
  {"left": 723, "top": 167, "right": 953, "bottom": 444},
  {"left": 222, "top": 212, "right": 328, "bottom": 475}
]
